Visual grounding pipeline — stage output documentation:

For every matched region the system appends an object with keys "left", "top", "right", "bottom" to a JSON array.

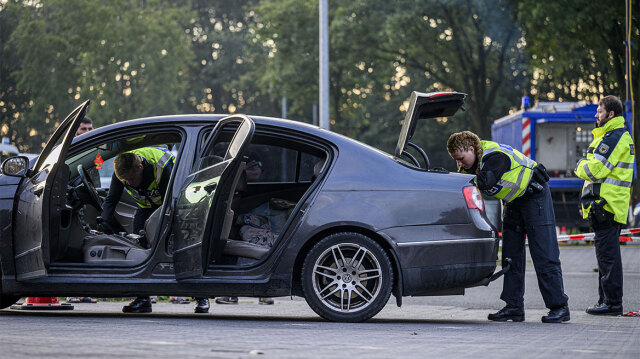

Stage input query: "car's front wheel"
[{"left": 301, "top": 232, "right": 393, "bottom": 322}]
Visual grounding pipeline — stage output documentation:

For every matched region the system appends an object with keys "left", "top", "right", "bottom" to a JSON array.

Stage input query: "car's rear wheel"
[
  {"left": 0, "top": 270, "right": 19, "bottom": 309},
  {"left": 301, "top": 232, "right": 393, "bottom": 322}
]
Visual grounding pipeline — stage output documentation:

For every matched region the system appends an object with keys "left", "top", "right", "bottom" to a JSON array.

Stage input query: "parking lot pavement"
[
  {"left": 1, "top": 246, "right": 638, "bottom": 358},
  {"left": 1, "top": 299, "right": 638, "bottom": 358}
]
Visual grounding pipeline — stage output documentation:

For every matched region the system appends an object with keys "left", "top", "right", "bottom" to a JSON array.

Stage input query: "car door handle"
[{"left": 204, "top": 183, "right": 217, "bottom": 193}]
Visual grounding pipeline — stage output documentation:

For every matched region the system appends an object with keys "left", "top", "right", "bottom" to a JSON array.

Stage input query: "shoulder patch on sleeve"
[
  {"left": 598, "top": 128, "right": 626, "bottom": 159},
  {"left": 598, "top": 143, "right": 610, "bottom": 154}
]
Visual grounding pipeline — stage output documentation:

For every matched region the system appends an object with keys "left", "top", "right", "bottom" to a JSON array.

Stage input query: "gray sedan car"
[{"left": 0, "top": 91, "right": 503, "bottom": 322}]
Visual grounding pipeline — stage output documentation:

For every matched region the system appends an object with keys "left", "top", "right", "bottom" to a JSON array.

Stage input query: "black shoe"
[
  {"left": 215, "top": 296, "right": 238, "bottom": 304},
  {"left": 488, "top": 306, "right": 525, "bottom": 322},
  {"left": 542, "top": 305, "right": 570, "bottom": 323},
  {"left": 122, "top": 296, "right": 152, "bottom": 313},
  {"left": 586, "top": 302, "right": 623, "bottom": 316},
  {"left": 258, "top": 297, "right": 274, "bottom": 305},
  {"left": 194, "top": 298, "right": 210, "bottom": 313}
]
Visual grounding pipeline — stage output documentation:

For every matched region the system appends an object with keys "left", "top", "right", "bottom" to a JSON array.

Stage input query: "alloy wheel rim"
[{"left": 311, "top": 242, "right": 383, "bottom": 313}]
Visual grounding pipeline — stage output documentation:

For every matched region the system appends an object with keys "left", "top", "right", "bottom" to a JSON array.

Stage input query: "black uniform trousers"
[
  {"left": 592, "top": 218, "right": 623, "bottom": 305},
  {"left": 500, "top": 182, "right": 569, "bottom": 309}
]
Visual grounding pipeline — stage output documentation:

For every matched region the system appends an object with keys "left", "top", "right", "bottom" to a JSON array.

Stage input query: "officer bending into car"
[
  {"left": 575, "top": 95, "right": 634, "bottom": 316},
  {"left": 101, "top": 147, "right": 210, "bottom": 314},
  {"left": 447, "top": 131, "right": 570, "bottom": 323}
]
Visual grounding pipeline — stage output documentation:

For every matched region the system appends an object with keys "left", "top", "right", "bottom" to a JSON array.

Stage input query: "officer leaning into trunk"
[
  {"left": 447, "top": 131, "right": 570, "bottom": 323},
  {"left": 575, "top": 95, "right": 635, "bottom": 316}
]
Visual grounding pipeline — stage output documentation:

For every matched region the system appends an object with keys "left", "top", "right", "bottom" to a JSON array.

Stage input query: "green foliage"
[
  {"left": 512, "top": 0, "right": 639, "bottom": 194},
  {"left": 5, "top": 0, "right": 194, "bottom": 151},
  {"left": 511, "top": 0, "right": 638, "bottom": 102},
  {"left": 0, "top": 1, "right": 32, "bottom": 152},
  {"left": 2, "top": 0, "right": 634, "bottom": 177},
  {"left": 179, "top": 0, "right": 280, "bottom": 117},
  {"left": 246, "top": 0, "right": 527, "bottom": 169}
]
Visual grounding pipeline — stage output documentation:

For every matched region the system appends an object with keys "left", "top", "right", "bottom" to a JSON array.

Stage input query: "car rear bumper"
[
  {"left": 396, "top": 237, "right": 499, "bottom": 296},
  {"left": 379, "top": 224, "right": 500, "bottom": 296}
]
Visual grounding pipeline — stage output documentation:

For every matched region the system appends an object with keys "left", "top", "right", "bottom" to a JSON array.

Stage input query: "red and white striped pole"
[{"left": 522, "top": 117, "right": 531, "bottom": 156}]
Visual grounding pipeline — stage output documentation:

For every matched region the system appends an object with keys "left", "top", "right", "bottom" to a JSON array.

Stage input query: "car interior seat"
[
  {"left": 219, "top": 161, "right": 270, "bottom": 260},
  {"left": 81, "top": 207, "right": 163, "bottom": 264},
  {"left": 312, "top": 158, "right": 326, "bottom": 181}
]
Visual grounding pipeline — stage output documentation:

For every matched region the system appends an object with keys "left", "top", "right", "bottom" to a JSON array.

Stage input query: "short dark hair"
[
  {"left": 598, "top": 96, "right": 623, "bottom": 117},
  {"left": 81, "top": 116, "right": 93, "bottom": 125},
  {"left": 114, "top": 152, "right": 141, "bottom": 181}
]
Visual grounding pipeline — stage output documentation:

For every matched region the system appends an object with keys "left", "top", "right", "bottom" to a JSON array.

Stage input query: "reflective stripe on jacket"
[
  {"left": 125, "top": 147, "right": 175, "bottom": 208},
  {"left": 461, "top": 140, "right": 537, "bottom": 202},
  {"left": 575, "top": 116, "right": 635, "bottom": 224},
  {"left": 479, "top": 140, "right": 536, "bottom": 202}
]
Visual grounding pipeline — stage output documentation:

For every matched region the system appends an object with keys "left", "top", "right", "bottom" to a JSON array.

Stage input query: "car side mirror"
[{"left": 1, "top": 156, "right": 31, "bottom": 177}]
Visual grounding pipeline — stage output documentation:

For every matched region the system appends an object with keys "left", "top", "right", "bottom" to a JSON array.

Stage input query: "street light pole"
[{"left": 319, "top": 0, "right": 330, "bottom": 130}]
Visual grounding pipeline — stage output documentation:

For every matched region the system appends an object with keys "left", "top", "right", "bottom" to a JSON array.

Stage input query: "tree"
[
  {"left": 7, "top": 0, "right": 194, "bottom": 151},
  {"left": 246, "top": 0, "right": 527, "bottom": 169},
  {"left": 513, "top": 0, "right": 639, "bottom": 193},
  {"left": 376, "top": 0, "right": 528, "bottom": 139},
  {"left": 0, "top": 1, "right": 33, "bottom": 152},
  {"left": 179, "top": 0, "right": 281, "bottom": 117}
]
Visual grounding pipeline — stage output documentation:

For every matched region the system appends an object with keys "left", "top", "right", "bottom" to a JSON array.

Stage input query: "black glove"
[
  {"left": 96, "top": 216, "right": 114, "bottom": 234},
  {"left": 590, "top": 199, "right": 614, "bottom": 226},
  {"left": 533, "top": 163, "right": 550, "bottom": 183}
]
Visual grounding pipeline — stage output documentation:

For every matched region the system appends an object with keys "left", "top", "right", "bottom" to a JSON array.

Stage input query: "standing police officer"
[
  {"left": 447, "top": 131, "right": 570, "bottom": 323},
  {"left": 575, "top": 95, "right": 634, "bottom": 316}
]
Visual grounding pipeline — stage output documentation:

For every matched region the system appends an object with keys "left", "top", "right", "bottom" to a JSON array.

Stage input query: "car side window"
[
  {"left": 247, "top": 144, "right": 296, "bottom": 183},
  {"left": 245, "top": 144, "right": 321, "bottom": 183},
  {"left": 97, "top": 157, "right": 115, "bottom": 188}
]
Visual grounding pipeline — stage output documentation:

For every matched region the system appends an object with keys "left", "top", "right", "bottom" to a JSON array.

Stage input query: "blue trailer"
[{"left": 492, "top": 99, "right": 634, "bottom": 229}]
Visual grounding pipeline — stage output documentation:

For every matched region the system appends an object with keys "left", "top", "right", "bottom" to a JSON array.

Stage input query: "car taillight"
[{"left": 463, "top": 186, "right": 484, "bottom": 212}]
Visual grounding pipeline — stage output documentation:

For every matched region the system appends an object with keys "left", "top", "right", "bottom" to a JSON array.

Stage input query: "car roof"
[{"left": 72, "top": 114, "right": 388, "bottom": 156}]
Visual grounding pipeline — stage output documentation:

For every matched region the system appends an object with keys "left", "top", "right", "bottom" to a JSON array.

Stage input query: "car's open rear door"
[
  {"left": 395, "top": 91, "right": 466, "bottom": 159},
  {"left": 172, "top": 115, "right": 254, "bottom": 280},
  {"left": 13, "top": 101, "right": 90, "bottom": 280}
]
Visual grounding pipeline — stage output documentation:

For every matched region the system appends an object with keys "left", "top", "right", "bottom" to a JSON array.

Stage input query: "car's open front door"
[
  {"left": 395, "top": 91, "right": 466, "bottom": 159},
  {"left": 13, "top": 101, "right": 90, "bottom": 280},
  {"left": 172, "top": 115, "right": 254, "bottom": 280}
]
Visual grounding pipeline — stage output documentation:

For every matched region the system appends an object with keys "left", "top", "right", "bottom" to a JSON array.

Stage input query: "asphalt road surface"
[{"left": 1, "top": 246, "right": 638, "bottom": 358}]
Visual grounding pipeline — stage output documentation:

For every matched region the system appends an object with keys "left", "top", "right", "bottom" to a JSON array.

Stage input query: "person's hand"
[{"left": 96, "top": 216, "right": 114, "bottom": 234}]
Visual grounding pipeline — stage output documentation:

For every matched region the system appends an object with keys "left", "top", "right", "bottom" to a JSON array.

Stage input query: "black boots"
[
  {"left": 542, "top": 305, "right": 570, "bottom": 323},
  {"left": 122, "top": 296, "right": 152, "bottom": 313},
  {"left": 194, "top": 298, "right": 210, "bottom": 313},
  {"left": 122, "top": 296, "right": 211, "bottom": 314},
  {"left": 489, "top": 304, "right": 570, "bottom": 323},
  {"left": 586, "top": 302, "right": 623, "bottom": 316},
  {"left": 488, "top": 306, "right": 525, "bottom": 322}
]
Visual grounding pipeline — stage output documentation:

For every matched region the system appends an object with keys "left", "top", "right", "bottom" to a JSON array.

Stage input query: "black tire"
[
  {"left": 301, "top": 232, "right": 393, "bottom": 322},
  {"left": 0, "top": 270, "right": 19, "bottom": 310}
]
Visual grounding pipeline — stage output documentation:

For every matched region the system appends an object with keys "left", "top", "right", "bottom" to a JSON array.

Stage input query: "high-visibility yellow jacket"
[
  {"left": 575, "top": 116, "right": 635, "bottom": 224},
  {"left": 462, "top": 140, "right": 537, "bottom": 202},
  {"left": 124, "top": 147, "right": 175, "bottom": 208}
]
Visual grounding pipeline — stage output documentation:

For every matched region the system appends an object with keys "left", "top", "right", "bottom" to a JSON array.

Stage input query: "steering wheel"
[{"left": 77, "top": 164, "right": 103, "bottom": 210}]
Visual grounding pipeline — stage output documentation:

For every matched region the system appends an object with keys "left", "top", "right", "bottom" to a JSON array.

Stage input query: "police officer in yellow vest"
[
  {"left": 101, "top": 147, "right": 175, "bottom": 236},
  {"left": 101, "top": 147, "right": 210, "bottom": 314},
  {"left": 448, "top": 131, "right": 570, "bottom": 323},
  {"left": 575, "top": 95, "right": 634, "bottom": 316}
]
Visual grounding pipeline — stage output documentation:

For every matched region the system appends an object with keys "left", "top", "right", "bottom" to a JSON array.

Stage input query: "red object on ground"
[{"left": 11, "top": 297, "right": 74, "bottom": 311}]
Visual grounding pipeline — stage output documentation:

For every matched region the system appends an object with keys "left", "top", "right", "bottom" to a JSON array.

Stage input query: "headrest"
[{"left": 313, "top": 158, "right": 326, "bottom": 178}]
